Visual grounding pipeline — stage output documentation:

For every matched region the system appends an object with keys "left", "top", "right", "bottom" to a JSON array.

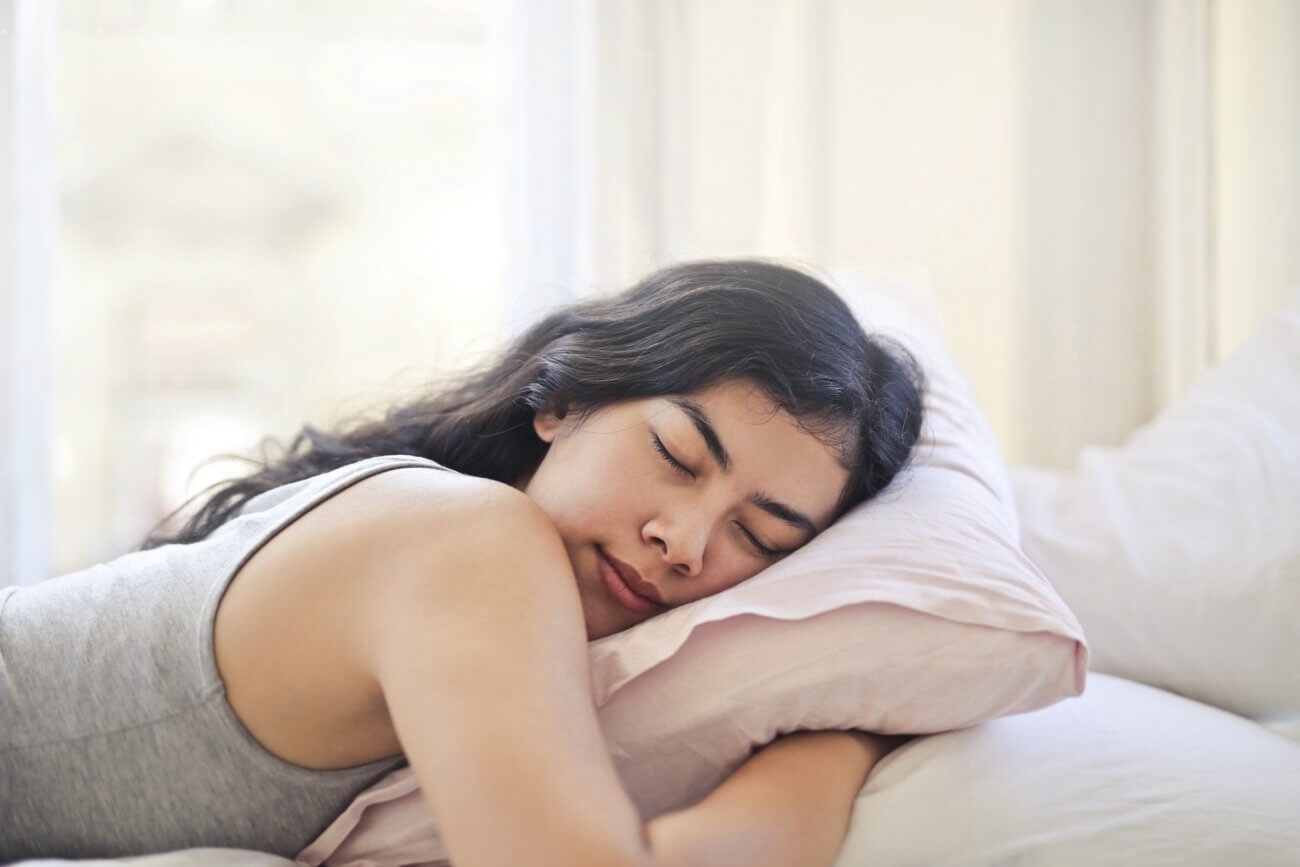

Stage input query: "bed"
[{"left": 17, "top": 624, "right": 1300, "bottom": 866}]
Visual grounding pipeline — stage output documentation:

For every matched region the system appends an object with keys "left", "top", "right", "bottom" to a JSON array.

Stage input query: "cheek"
[
  {"left": 695, "top": 548, "right": 763, "bottom": 598},
  {"left": 536, "top": 443, "right": 639, "bottom": 530},
  {"left": 524, "top": 455, "right": 588, "bottom": 537}
]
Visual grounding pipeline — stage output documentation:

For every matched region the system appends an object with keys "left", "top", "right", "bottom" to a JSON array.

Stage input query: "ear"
[{"left": 533, "top": 407, "right": 565, "bottom": 443}]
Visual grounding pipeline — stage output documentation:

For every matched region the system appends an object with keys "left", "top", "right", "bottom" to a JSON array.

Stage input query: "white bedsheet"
[{"left": 834, "top": 673, "right": 1300, "bottom": 866}]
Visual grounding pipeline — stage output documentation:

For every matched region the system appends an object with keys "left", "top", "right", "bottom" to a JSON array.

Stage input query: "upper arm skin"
[
  {"left": 347, "top": 472, "right": 650, "bottom": 867},
  {"left": 355, "top": 477, "right": 890, "bottom": 867},
  {"left": 215, "top": 466, "right": 646, "bottom": 866},
  {"left": 217, "top": 466, "right": 876, "bottom": 867}
]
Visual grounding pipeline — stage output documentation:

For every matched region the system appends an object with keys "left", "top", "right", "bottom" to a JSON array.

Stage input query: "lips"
[{"left": 597, "top": 547, "right": 666, "bottom": 615}]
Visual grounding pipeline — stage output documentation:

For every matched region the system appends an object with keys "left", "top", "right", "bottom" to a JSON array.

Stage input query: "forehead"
[{"left": 645, "top": 380, "right": 850, "bottom": 528}]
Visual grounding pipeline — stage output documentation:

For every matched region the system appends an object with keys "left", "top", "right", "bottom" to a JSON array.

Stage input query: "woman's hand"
[{"left": 645, "top": 730, "right": 911, "bottom": 867}]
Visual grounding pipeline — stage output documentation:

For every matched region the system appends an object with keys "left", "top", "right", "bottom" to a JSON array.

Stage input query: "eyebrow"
[{"left": 666, "top": 396, "right": 818, "bottom": 541}]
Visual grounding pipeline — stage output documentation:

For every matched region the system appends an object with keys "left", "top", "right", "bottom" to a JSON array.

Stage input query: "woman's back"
[{"left": 0, "top": 455, "right": 442, "bottom": 859}]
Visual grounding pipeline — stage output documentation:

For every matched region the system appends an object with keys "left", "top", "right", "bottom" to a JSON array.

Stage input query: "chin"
[
  {"left": 586, "top": 607, "right": 637, "bottom": 642},
  {"left": 585, "top": 610, "right": 608, "bottom": 644},
  {"left": 586, "top": 611, "right": 622, "bottom": 641}
]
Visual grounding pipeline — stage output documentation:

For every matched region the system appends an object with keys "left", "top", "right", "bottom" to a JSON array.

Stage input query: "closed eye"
[
  {"left": 650, "top": 432, "right": 695, "bottom": 478},
  {"left": 653, "top": 431, "right": 788, "bottom": 559},
  {"left": 736, "top": 523, "right": 783, "bottom": 560}
]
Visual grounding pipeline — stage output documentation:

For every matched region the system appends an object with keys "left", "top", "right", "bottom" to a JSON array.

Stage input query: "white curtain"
[
  {"left": 500, "top": 0, "right": 596, "bottom": 333},
  {"left": 551, "top": 0, "right": 1300, "bottom": 468},
  {"left": 2, "top": 0, "right": 54, "bottom": 587},
  {"left": 5, "top": 0, "right": 1297, "bottom": 582}
]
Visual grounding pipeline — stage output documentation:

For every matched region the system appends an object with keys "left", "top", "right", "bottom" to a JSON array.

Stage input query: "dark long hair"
[{"left": 143, "top": 259, "right": 925, "bottom": 548}]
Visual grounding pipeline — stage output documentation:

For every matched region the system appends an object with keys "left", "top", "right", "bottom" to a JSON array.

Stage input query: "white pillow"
[
  {"left": 1011, "top": 289, "right": 1300, "bottom": 732},
  {"left": 298, "top": 271, "right": 1088, "bottom": 865},
  {"left": 835, "top": 673, "right": 1300, "bottom": 867}
]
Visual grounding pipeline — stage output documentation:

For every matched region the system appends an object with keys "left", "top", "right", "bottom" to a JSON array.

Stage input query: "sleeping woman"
[{"left": 0, "top": 259, "right": 924, "bottom": 867}]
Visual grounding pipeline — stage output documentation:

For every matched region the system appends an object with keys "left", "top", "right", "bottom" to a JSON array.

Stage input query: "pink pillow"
[{"left": 297, "top": 272, "right": 1087, "bottom": 866}]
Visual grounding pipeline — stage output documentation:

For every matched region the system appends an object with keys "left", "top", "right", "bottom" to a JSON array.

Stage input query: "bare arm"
[
  {"left": 339, "top": 472, "right": 896, "bottom": 867},
  {"left": 647, "top": 730, "right": 909, "bottom": 867},
  {"left": 358, "top": 476, "right": 650, "bottom": 867}
]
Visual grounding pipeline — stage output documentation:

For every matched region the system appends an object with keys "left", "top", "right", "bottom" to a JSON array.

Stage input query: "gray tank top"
[{"left": 0, "top": 454, "right": 448, "bottom": 860}]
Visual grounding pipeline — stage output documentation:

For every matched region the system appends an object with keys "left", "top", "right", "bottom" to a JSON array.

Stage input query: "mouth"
[{"left": 596, "top": 546, "right": 666, "bottom": 615}]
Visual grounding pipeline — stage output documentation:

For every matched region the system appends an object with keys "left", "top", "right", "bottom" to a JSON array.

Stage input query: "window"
[{"left": 50, "top": 1, "right": 507, "bottom": 572}]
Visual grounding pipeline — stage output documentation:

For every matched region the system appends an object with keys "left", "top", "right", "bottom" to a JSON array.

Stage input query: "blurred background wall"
[{"left": 3, "top": 0, "right": 1298, "bottom": 583}]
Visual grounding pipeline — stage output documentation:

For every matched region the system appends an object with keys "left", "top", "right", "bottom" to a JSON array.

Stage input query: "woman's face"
[{"left": 522, "top": 379, "right": 850, "bottom": 639}]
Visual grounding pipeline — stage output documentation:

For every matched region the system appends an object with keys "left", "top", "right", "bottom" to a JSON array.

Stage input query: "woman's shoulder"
[
  {"left": 321, "top": 461, "right": 548, "bottom": 547},
  {"left": 239, "top": 460, "right": 562, "bottom": 609},
  {"left": 212, "top": 461, "right": 560, "bottom": 770}
]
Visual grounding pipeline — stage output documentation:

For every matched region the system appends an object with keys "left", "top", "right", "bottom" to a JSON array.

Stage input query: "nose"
[{"left": 643, "top": 514, "right": 708, "bottom": 578}]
